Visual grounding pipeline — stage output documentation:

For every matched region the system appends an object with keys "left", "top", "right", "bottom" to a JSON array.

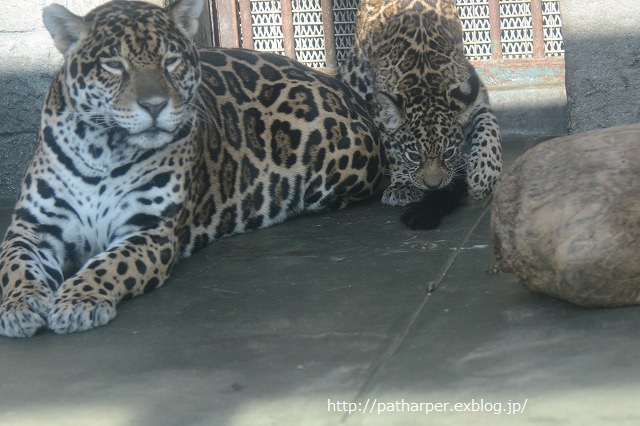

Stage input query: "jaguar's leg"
[
  {"left": 0, "top": 223, "right": 64, "bottom": 337},
  {"left": 47, "top": 224, "right": 179, "bottom": 334}
]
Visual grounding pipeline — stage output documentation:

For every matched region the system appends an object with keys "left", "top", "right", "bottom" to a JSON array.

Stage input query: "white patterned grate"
[{"left": 237, "top": 0, "right": 563, "bottom": 67}]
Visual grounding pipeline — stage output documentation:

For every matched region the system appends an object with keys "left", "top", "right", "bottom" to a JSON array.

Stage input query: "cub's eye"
[
  {"left": 404, "top": 151, "right": 421, "bottom": 163},
  {"left": 442, "top": 146, "right": 457, "bottom": 161},
  {"left": 100, "top": 59, "right": 125, "bottom": 74}
]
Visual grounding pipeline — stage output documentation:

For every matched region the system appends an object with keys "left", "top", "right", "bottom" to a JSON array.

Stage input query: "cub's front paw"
[
  {"left": 466, "top": 170, "right": 494, "bottom": 201},
  {"left": 48, "top": 293, "right": 116, "bottom": 334},
  {"left": 382, "top": 183, "right": 424, "bottom": 206},
  {"left": 0, "top": 289, "right": 53, "bottom": 338}
]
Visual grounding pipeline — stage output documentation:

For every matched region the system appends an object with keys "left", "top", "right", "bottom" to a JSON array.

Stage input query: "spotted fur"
[
  {"left": 0, "top": 0, "right": 382, "bottom": 337},
  {"left": 340, "top": 0, "right": 502, "bottom": 206}
]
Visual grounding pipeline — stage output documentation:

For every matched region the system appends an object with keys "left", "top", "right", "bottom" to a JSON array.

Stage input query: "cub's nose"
[{"left": 423, "top": 176, "right": 444, "bottom": 190}]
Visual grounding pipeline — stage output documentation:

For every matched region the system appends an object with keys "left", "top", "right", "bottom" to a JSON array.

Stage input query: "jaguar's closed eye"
[
  {"left": 165, "top": 56, "right": 182, "bottom": 70},
  {"left": 100, "top": 59, "right": 125, "bottom": 74}
]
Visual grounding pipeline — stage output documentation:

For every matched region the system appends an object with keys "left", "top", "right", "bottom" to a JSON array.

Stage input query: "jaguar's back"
[{"left": 183, "top": 48, "right": 382, "bottom": 253}]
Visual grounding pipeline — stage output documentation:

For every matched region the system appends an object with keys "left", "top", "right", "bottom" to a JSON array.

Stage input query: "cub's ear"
[
  {"left": 374, "top": 92, "right": 405, "bottom": 131},
  {"left": 43, "top": 4, "right": 89, "bottom": 56},
  {"left": 449, "top": 68, "right": 480, "bottom": 112},
  {"left": 169, "top": 0, "right": 204, "bottom": 40}
]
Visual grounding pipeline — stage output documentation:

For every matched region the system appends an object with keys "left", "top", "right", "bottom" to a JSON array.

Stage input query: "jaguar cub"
[
  {"left": 341, "top": 0, "right": 502, "bottom": 219},
  {"left": 0, "top": 0, "right": 382, "bottom": 337}
]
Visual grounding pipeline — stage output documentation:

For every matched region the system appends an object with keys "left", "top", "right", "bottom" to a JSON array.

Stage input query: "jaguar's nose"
[{"left": 139, "top": 98, "right": 168, "bottom": 119}]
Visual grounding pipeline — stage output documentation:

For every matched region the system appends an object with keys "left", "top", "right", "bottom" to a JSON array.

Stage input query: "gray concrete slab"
[{"left": 1, "top": 136, "right": 639, "bottom": 426}]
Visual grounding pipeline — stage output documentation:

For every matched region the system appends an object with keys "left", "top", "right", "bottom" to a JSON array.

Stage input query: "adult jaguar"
[
  {"left": 0, "top": 0, "right": 382, "bottom": 337},
  {"left": 340, "top": 0, "right": 502, "bottom": 227}
]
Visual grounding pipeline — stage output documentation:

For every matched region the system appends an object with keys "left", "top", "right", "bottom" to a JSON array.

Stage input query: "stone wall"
[{"left": 560, "top": 0, "right": 640, "bottom": 133}]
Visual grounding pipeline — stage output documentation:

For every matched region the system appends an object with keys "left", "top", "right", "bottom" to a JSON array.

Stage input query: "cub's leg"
[
  {"left": 47, "top": 225, "right": 179, "bottom": 334},
  {"left": 465, "top": 105, "right": 502, "bottom": 200},
  {"left": 381, "top": 161, "right": 424, "bottom": 206},
  {"left": 451, "top": 68, "right": 503, "bottom": 200}
]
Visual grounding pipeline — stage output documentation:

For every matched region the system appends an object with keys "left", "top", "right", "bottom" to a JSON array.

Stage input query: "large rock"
[{"left": 491, "top": 124, "right": 640, "bottom": 307}]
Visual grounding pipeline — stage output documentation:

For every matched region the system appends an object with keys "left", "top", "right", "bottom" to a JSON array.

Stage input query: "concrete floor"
[{"left": 1, "top": 137, "right": 640, "bottom": 426}]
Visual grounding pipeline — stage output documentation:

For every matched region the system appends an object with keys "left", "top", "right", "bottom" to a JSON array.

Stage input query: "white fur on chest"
[{"left": 28, "top": 124, "right": 186, "bottom": 267}]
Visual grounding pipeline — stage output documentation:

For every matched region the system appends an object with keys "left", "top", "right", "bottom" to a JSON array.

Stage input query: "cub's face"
[
  {"left": 393, "top": 112, "right": 463, "bottom": 190},
  {"left": 374, "top": 92, "right": 463, "bottom": 190},
  {"left": 45, "top": 0, "right": 203, "bottom": 149}
]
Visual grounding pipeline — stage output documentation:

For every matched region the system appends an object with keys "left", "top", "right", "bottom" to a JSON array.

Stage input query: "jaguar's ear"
[
  {"left": 374, "top": 92, "right": 404, "bottom": 131},
  {"left": 169, "top": 0, "right": 204, "bottom": 40},
  {"left": 43, "top": 4, "right": 89, "bottom": 56}
]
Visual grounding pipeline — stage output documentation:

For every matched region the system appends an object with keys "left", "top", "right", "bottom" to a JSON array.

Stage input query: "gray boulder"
[{"left": 491, "top": 124, "right": 640, "bottom": 307}]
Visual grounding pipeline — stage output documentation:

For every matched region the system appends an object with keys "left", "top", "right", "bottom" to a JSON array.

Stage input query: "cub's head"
[
  {"left": 369, "top": 11, "right": 477, "bottom": 192},
  {"left": 374, "top": 90, "right": 465, "bottom": 191},
  {"left": 43, "top": 0, "right": 203, "bottom": 149}
]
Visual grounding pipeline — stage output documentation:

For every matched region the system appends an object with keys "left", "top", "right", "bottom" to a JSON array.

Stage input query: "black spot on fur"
[
  {"left": 240, "top": 155, "right": 260, "bottom": 192},
  {"left": 270, "top": 120, "right": 301, "bottom": 167},
  {"left": 124, "top": 277, "right": 136, "bottom": 291},
  {"left": 231, "top": 60, "right": 260, "bottom": 92},
  {"left": 218, "top": 150, "right": 238, "bottom": 203},
  {"left": 126, "top": 214, "right": 159, "bottom": 228},
  {"left": 135, "top": 259, "right": 147, "bottom": 275},
  {"left": 159, "top": 248, "right": 172, "bottom": 265},
  {"left": 277, "top": 85, "right": 319, "bottom": 122},
  {"left": 243, "top": 108, "right": 267, "bottom": 161},
  {"left": 258, "top": 83, "right": 287, "bottom": 108},
  {"left": 221, "top": 102, "right": 242, "bottom": 149},
  {"left": 36, "top": 179, "right": 55, "bottom": 199},
  {"left": 132, "top": 172, "right": 172, "bottom": 193},
  {"left": 117, "top": 262, "right": 128, "bottom": 275},
  {"left": 259, "top": 63, "right": 283, "bottom": 81},
  {"left": 222, "top": 71, "right": 251, "bottom": 104},
  {"left": 161, "top": 203, "right": 182, "bottom": 218},
  {"left": 144, "top": 277, "right": 160, "bottom": 293}
]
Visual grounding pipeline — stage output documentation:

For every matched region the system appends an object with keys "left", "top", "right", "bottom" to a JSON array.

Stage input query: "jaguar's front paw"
[
  {"left": 382, "top": 183, "right": 424, "bottom": 206},
  {"left": 0, "top": 290, "right": 53, "bottom": 338},
  {"left": 48, "top": 294, "right": 116, "bottom": 334}
]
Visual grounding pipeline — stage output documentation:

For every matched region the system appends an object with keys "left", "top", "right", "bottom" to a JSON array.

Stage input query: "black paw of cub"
[{"left": 400, "top": 174, "right": 468, "bottom": 230}]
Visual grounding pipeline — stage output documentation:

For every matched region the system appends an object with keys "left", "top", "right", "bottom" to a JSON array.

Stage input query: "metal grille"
[
  {"left": 456, "top": 0, "right": 492, "bottom": 61},
  {"left": 499, "top": 0, "right": 533, "bottom": 58},
  {"left": 333, "top": 0, "right": 358, "bottom": 63},
  {"left": 542, "top": 0, "right": 564, "bottom": 56},
  {"left": 292, "top": 1, "right": 325, "bottom": 67},
  {"left": 248, "top": 1, "right": 285, "bottom": 56},
  {"left": 234, "top": 0, "right": 563, "bottom": 67}
]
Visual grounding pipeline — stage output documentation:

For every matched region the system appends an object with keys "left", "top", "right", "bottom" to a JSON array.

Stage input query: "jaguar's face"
[
  {"left": 48, "top": 1, "right": 202, "bottom": 149},
  {"left": 374, "top": 92, "right": 464, "bottom": 190}
]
